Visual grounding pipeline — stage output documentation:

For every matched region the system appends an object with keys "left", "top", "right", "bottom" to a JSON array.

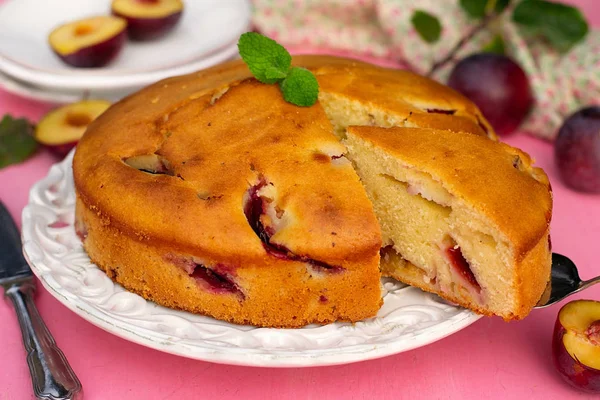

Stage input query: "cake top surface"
[
  {"left": 346, "top": 126, "right": 552, "bottom": 256},
  {"left": 73, "top": 55, "right": 496, "bottom": 266}
]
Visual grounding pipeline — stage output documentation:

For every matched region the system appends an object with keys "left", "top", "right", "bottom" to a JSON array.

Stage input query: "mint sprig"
[
  {"left": 280, "top": 67, "right": 319, "bottom": 107},
  {"left": 0, "top": 115, "right": 37, "bottom": 170},
  {"left": 237, "top": 32, "right": 319, "bottom": 107}
]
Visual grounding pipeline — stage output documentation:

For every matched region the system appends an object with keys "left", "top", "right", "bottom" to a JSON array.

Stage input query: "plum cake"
[
  {"left": 73, "top": 55, "right": 551, "bottom": 327},
  {"left": 344, "top": 127, "right": 552, "bottom": 320}
]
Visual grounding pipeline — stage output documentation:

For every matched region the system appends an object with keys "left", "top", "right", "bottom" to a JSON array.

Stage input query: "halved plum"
[
  {"left": 48, "top": 16, "right": 127, "bottom": 68},
  {"left": 111, "top": 0, "right": 184, "bottom": 41},
  {"left": 553, "top": 300, "right": 600, "bottom": 393},
  {"left": 35, "top": 100, "right": 111, "bottom": 157}
]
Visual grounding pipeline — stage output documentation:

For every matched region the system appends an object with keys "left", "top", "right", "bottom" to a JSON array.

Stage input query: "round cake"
[{"left": 73, "top": 55, "right": 551, "bottom": 327}]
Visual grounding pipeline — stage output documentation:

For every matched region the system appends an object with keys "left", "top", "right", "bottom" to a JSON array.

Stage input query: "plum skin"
[
  {"left": 54, "top": 29, "right": 126, "bottom": 68},
  {"left": 112, "top": 11, "right": 182, "bottom": 41},
  {"left": 554, "top": 106, "right": 600, "bottom": 193},
  {"left": 45, "top": 142, "right": 77, "bottom": 158},
  {"left": 552, "top": 317, "right": 600, "bottom": 393},
  {"left": 447, "top": 53, "right": 533, "bottom": 136}
]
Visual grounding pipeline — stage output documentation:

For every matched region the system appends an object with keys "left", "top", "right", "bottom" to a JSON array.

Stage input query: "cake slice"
[{"left": 344, "top": 126, "right": 553, "bottom": 320}]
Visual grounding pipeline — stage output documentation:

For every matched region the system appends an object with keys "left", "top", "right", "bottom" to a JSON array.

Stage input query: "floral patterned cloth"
[{"left": 252, "top": 0, "right": 600, "bottom": 140}]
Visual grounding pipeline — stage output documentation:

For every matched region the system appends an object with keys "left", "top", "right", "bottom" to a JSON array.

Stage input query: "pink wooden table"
[{"left": 1, "top": 2, "right": 600, "bottom": 399}]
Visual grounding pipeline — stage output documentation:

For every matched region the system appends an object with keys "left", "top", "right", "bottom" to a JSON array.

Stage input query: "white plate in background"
[
  {"left": 0, "top": 43, "right": 240, "bottom": 104},
  {"left": 0, "top": 70, "right": 127, "bottom": 104},
  {"left": 0, "top": 0, "right": 250, "bottom": 91}
]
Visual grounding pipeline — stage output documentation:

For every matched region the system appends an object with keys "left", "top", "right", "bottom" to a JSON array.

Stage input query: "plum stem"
[{"left": 427, "top": 11, "right": 501, "bottom": 77}]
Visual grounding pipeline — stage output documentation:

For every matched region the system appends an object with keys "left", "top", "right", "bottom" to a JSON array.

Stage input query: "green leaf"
[
  {"left": 237, "top": 32, "right": 321, "bottom": 107},
  {"left": 279, "top": 67, "right": 319, "bottom": 107},
  {"left": 0, "top": 115, "right": 37, "bottom": 169},
  {"left": 482, "top": 34, "right": 506, "bottom": 54},
  {"left": 512, "top": 0, "right": 589, "bottom": 52},
  {"left": 264, "top": 65, "right": 288, "bottom": 81},
  {"left": 237, "top": 32, "right": 292, "bottom": 84},
  {"left": 411, "top": 10, "right": 442, "bottom": 43},
  {"left": 460, "top": 0, "right": 510, "bottom": 19}
]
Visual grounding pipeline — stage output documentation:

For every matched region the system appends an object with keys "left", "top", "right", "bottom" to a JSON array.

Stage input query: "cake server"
[
  {"left": 535, "top": 253, "right": 600, "bottom": 308},
  {"left": 0, "top": 201, "right": 82, "bottom": 400}
]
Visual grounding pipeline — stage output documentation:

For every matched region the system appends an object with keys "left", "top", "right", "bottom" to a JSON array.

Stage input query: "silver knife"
[{"left": 0, "top": 201, "right": 82, "bottom": 400}]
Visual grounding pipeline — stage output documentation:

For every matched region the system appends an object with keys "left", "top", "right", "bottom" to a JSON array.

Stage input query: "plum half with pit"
[
  {"left": 111, "top": 0, "right": 184, "bottom": 41},
  {"left": 448, "top": 53, "right": 533, "bottom": 136},
  {"left": 553, "top": 300, "right": 600, "bottom": 393},
  {"left": 35, "top": 100, "right": 111, "bottom": 157},
  {"left": 48, "top": 16, "right": 127, "bottom": 68},
  {"left": 554, "top": 107, "right": 600, "bottom": 193}
]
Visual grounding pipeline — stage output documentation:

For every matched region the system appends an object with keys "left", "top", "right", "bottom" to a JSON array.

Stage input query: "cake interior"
[{"left": 342, "top": 129, "right": 519, "bottom": 318}]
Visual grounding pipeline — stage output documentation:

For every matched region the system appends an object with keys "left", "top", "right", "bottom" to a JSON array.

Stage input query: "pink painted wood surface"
[{"left": 1, "top": 1, "right": 599, "bottom": 398}]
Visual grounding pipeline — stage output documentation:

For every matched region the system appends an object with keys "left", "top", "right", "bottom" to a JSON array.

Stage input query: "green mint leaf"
[
  {"left": 237, "top": 32, "right": 292, "bottom": 84},
  {"left": 482, "top": 34, "right": 506, "bottom": 54},
  {"left": 264, "top": 65, "right": 288, "bottom": 81},
  {"left": 279, "top": 67, "right": 319, "bottom": 107},
  {"left": 460, "top": 0, "right": 510, "bottom": 19},
  {"left": 512, "top": 0, "right": 588, "bottom": 52},
  {"left": 411, "top": 10, "right": 442, "bottom": 43},
  {"left": 0, "top": 115, "right": 37, "bottom": 169}
]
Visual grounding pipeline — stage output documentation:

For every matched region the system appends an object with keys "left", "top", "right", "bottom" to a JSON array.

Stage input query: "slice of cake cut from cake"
[{"left": 344, "top": 126, "right": 552, "bottom": 320}]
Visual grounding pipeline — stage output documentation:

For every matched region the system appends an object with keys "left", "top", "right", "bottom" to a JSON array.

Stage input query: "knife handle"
[{"left": 6, "top": 281, "right": 83, "bottom": 400}]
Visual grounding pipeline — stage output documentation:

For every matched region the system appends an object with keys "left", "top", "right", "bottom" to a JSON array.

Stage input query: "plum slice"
[
  {"left": 444, "top": 241, "right": 481, "bottom": 293},
  {"left": 244, "top": 180, "right": 344, "bottom": 273},
  {"left": 165, "top": 254, "right": 243, "bottom": 297},
  {"left": 124, "top": 154, "right": 174, "bottom": 176},
  {"left": 191, "top": 265, "right": 240, "bottom": 295}
]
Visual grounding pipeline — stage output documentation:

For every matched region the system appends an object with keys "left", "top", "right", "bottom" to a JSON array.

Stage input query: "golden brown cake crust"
[{"left": 74, "top": 56, "right": 410, "bottom": 328}]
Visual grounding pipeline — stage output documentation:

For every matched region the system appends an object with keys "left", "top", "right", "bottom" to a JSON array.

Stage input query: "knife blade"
[
  {"left": 0, "top": 201, "right": 82, "bottom": 400},
  {"left": 0, "top": 201, "right": 31, "bottom": 285}
]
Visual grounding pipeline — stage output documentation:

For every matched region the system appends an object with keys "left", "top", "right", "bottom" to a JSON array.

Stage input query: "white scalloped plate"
[{"left": 21, "top": 152, "right": 481, "bottom": 367}]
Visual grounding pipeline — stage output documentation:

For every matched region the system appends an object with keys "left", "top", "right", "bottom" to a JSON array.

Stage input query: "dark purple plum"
[
  {"left": 448, "top": 53, "right": 533, "bottom": 136},
  {"left": 555, "top": 107, "right": 600, "bottom": 193}
]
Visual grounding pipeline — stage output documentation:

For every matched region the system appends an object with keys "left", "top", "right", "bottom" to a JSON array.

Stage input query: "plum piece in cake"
[{"left": 344, "top": 126, "right": 552, "bottom": 320}]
